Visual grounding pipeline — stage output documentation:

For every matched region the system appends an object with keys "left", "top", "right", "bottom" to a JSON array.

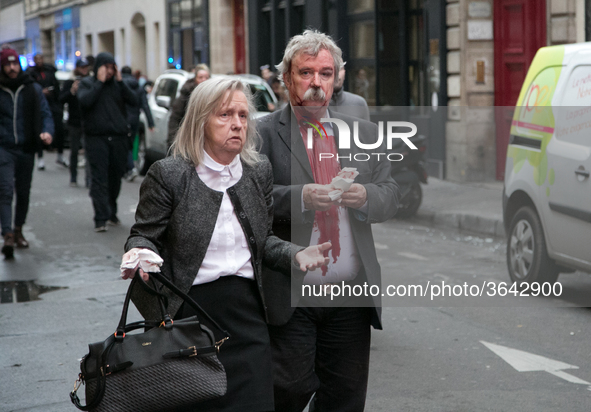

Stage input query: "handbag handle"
[{"left": 115, "top": 270, "right": 231, "bottom": 340}]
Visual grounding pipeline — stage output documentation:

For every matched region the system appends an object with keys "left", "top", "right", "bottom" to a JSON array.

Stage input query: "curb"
[{"left": 412, "top": 210, "right": 506, "bottom": 239}]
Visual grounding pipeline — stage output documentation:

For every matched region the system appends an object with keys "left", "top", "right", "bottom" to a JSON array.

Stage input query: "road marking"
[
  {"left": 481, "top": 341, "right": 590, "bottom": 386},
  {"left": 397, "top": 252, "right": 429, "bottom": 261}
]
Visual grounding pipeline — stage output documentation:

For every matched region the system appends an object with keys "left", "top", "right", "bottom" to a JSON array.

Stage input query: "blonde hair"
[
  {"left": 194, "top": 63, "right": 210, "bottom": 76},
  {"left": 170, "top": 77, "right": 261, "bottom": 166}
]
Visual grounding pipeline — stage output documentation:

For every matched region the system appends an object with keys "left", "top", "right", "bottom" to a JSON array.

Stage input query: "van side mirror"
[{"left": 156, "top": 96, "right": 171, "bottom": 109}]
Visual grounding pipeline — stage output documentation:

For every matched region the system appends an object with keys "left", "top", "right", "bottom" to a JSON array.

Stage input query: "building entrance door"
[{"left": 494, "top": 0, "right": 546, "bottom": 180}]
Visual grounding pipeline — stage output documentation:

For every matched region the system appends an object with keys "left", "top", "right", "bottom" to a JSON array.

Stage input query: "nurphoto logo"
[{"left": 308, "top": 118, "right": 419, "bottom": 162}]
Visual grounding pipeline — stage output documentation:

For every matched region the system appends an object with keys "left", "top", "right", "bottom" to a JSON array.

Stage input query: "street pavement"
[
  {"left": 2, "top": 152, "right": 591, "bottom": 411},
  {"left": 414, "top": 177, "right": 505, "bottom": 238}
]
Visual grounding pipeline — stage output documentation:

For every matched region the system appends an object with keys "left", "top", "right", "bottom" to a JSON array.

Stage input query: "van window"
[
  {"left": 554, "top": 66, "right": 591, "bottom": 147},
  {"left": 155, "top": 79, "right": 179, "bottom": 101}
]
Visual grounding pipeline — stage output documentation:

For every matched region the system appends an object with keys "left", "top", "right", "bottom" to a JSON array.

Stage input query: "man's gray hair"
[
  {"left": 170, "top": 77, "right": 260, "bottom": 166},
  {"left": 276, "top": 29, "right": 344, "bottom": 86}
]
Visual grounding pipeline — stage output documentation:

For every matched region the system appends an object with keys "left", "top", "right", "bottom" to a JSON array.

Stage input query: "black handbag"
[{"left": 70, "top": 271, "right": 230, "bottom": 412}]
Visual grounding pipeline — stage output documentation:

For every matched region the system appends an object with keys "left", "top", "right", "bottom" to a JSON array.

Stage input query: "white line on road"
[
  {"left": 481, "top": 341, "right": 590, "bottom": 386},
  {"left": 397, "top": 252, "right": 429, "bottom": 261}
]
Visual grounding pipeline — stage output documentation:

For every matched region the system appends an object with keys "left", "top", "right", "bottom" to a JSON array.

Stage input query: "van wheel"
[{"left": 507, "top": 206, "right": 559, "bottom": 284}]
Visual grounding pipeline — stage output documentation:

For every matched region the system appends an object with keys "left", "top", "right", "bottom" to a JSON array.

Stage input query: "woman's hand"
[
  {"left": 120, "top": 248, "right": 151, "bottom": 281},
  {"left": 295, "top": 242, "right": 332, "bottom": 272}
]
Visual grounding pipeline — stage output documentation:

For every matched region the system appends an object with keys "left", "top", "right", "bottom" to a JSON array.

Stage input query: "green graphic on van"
[{"left": 508, "top": 45, "right": 565, "bottom": 190}]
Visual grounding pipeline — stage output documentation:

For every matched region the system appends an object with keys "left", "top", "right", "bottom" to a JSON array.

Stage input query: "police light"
[
  {"left": 168, "top": 57, "right": 174, "bottom": 63},
  {"left": 19, "top": 56, "right": 28, "bottom": 70},
  {"left": 175, "top": 64, "right": 181, "bottom": 69}
]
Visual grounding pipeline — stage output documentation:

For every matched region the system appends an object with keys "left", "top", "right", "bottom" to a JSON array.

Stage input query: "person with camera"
[
  {"left": 60, "top": 59, "right": 91, "bottom": 187},
  {"left": 77, "top": 52, "right": 137, "bottom": 232}
]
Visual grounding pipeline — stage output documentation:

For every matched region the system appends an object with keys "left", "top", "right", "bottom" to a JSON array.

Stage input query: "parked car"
[
  {"left": 138, "top": 70, "right": 277, "bottom": 175},
  {"left": 503, "top": 43, "right": 591, "bottom": 285}
]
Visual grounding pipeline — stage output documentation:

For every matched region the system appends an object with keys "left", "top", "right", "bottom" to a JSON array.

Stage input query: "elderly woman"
[{"left": 120, "top": 77, "right": 330, "bottom": 412}]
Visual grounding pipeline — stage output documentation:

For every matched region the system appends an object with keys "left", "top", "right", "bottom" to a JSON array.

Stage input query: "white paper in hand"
[
  {"left": 329, "top": 167, "right": 359, "bottom": 201},
  {"left": 120, "top": 249, "right": 164, "bottom": 276}
]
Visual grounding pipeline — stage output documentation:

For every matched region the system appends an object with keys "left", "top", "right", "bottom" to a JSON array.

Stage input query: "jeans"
[
  {"left": 268, "top": 307, "right": 372, "bottom": 412},
  {"left": 0, "top": 146, "right": 35, "bottom": 236},
  {"left": 85, "top": 135, "right": 128, "bottom": 223}
]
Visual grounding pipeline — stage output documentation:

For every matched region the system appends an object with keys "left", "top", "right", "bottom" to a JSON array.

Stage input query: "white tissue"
[
  {"left": 120, "top": 249, "right": 163, "bottom": 276},
  {"left": 329, "top": 167, "right": 359, "bottom": 200}
]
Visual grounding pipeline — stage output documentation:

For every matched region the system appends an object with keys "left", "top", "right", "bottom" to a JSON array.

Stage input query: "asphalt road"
[{"left": 1, "top": 153, "right": 591, "bottom": 411}]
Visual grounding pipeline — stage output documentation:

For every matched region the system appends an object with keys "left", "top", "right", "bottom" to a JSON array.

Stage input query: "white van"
[{"left": 503, "top": 43, "right": 591, "bottom": 284}]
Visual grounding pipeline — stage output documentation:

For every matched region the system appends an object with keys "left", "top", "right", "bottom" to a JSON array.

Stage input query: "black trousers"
[
  {"left": 85, "top": 135, "right": 128, "bottom": 223},
  {"left": 268, "top": 306, "right": 372, "bottom": 412},
  {"left": 68, "top": 125, "right": 85, "bottom": 184},
  {"left": 0, "top": 147, "right": 35, "bottom": 235}
]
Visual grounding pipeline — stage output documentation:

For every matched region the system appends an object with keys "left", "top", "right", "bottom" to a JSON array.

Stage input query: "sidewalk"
[{"left": 412, "top": 178, "right": 505, "bottom": 238}]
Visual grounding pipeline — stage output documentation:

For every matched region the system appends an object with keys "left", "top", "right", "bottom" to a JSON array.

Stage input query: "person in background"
[
  {"left": 121, "top": 77, "right": 330, "bottom": 411},
  {"left": 269, "top": 73, "right": 288, "bottom": 112},
  {"left": 27, "top": 53, "right": 66, "bottom": 168},
  {"left": 85, "top": 55, "right": 95, "bottom": 76},
  {"left": 121, "top": 66, "right": 155, "bottom": 181},
  {"left": 0, "top": 48, "right": 53, "bottom": 259},
  {"left": 77, "top": 52, "right": 137, "bottom": 232},
  {"left": 60, "top": 59, "right": 91, "bottom": 187},
  {"left": 166, "top": 63, "right": 210, "bottom": 148},
  {"left": 260, "top": 64, "right": 273, "bottom": 83},
  {"left": 329, "top": 67, "right": 370, "bottom": 121},
  {"left": 143, "top": 80, "right": 154, "bottom": 96}
]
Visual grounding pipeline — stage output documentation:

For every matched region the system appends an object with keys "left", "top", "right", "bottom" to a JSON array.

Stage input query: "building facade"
[
  {"left": 248, "top": 0, "right": 449, "bottom": 178},
  {"left": 0, "top": 0, "right": 26, "bottom": 54},
  {"left": 447, "top": 0, "right": 585, "bottom": 181},
  {"left": 79, "top": 0, "right": 167, "bottom": 80}
]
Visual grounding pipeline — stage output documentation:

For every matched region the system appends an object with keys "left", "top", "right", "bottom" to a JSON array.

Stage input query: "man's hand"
[
  {"left": 295, "top": 242, "right": 331, "bottom": 272},
  {"left": 70, "top": 80, "right": 79, "bottom": 95},
  {"left": 303, "top": 184, "right": 335, "bottom": 211},
  {"left": 97, "top": 65, "right": 107, "bottom": 82},
  {"left": 39, "top": 132, "right": 52, "bottom": 145},
  {"left": 340, "top": 183, "right": 367, "bottom": 209},
  {"left": 42, "top": 87, "right": 51, "bottom": 96}
]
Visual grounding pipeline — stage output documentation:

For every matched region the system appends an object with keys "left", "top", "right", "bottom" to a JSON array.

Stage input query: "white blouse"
[{"left": 193, "top": 152, "right": 254, "bottom": 285}]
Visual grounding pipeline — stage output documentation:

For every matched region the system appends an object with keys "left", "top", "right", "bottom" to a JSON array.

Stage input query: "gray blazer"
[
  {"left": 125, "top": 155, "right": 304, "bottom": 322},
  {"left": 258, "top": 105, "right": 399, "bottom": 329}
]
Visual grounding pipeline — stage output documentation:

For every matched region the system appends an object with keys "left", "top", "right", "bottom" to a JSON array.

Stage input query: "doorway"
[{"left": 494, "top": 0, "right": 546, "bottom": 180}]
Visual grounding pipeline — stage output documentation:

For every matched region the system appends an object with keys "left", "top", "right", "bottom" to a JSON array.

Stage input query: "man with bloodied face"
[{"left": 257, "top": 30, "right": 399, "bottom": 412}]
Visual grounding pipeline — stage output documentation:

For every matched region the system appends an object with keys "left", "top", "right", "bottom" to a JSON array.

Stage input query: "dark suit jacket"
[
  {"left": 125, "top": 155, "right": 303, "bottom": 322},
  {"left": 258, "top": 105, "right": 399, "bottom": 329}
]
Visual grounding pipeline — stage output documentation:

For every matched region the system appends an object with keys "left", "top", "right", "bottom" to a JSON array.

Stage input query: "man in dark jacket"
[
  {"left": 77, "top": 52, "right": 137, "bottom": 232},
  {"left": 0, "top": 48, "right": 53, "bottom": 259},
  {"left": 121, "top": 66, "right": 154, "bottom": 181},
  {"left": 329, "top": 67, "right": 370, "bottom": 121},
  {"left": 60, "top": 59, "right": 90, "bottom": 187},
  {"left": 27, "top": 53, "right": 66, "bottom": 167}
]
